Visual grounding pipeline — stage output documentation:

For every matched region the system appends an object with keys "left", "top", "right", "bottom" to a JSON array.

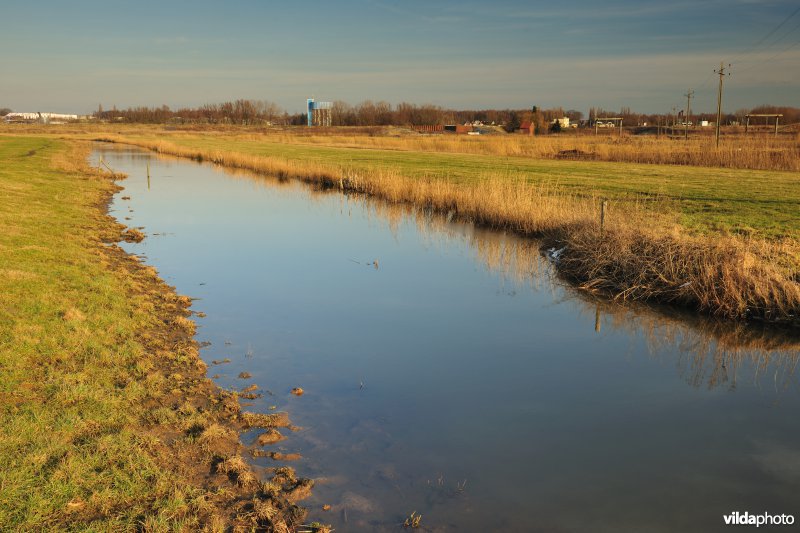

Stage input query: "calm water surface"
[{"left": 94, "top": 146, "right": 800, "bottom": 532}]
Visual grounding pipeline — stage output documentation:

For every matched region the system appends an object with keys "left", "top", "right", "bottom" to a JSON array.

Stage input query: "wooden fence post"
[{"left": 600, "top": 200, "right": 608, "bottom": 235}]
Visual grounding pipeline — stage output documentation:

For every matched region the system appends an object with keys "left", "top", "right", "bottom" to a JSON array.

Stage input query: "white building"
[{"left": 4, "top": 112, "right": 78, "bottom": 122}]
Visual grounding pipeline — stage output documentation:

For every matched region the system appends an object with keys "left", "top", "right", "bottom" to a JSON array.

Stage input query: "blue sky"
[{"left": 1, "top": 0, "right": 799, "bottom": 114}]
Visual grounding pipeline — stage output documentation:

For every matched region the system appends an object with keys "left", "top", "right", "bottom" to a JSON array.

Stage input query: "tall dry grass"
[
  {"left": 255, "top": 131, "right": 800, "bottom": 171},
  {"left": 96, "top": 135, "right": 800, "bottom": 323},
  {"left": 558, "top": 223, "right": 800, "bottom": 320}
]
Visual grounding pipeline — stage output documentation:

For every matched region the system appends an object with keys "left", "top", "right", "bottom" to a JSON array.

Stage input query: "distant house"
[{"left": 517, "top": 121, "right": 534, "bottom": 135}]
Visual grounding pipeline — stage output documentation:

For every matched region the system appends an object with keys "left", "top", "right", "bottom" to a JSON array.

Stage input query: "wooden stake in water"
[{"left": 147, "top": 161, "right": 150, "bottom": 190}]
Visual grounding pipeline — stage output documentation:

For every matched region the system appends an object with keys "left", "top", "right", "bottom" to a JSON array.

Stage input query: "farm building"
[{"left": 517, "top": 121, "right": 534, "bottom": 135}]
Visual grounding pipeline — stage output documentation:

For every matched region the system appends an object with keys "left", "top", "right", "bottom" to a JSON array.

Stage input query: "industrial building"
[{"left": 306, "top": 99, "right": 332, "bottom": 126}]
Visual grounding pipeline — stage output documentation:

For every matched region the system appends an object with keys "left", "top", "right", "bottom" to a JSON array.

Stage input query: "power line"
[
  {"left": 763, "top": 14, "right": 800, "bottom": 48},
  {"left": 696, "top": 71, "right": 717, "bottom": 91},
  {"left": 688, "top": 6, "right": 800, "bottom": 113},
  {"left": 730, "top": 4, "right": 800, "bottom": 65},
  {"left": 736, "top": 35, "right": 800, "bottom": 75},
  {"left": 734, "top": 16, "right": 800, "bottom": 67}
]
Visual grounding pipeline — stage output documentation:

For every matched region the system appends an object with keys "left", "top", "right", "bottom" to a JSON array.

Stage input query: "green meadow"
[
  {"left": 0, "top": 136, "right": 214, "bottom": 530},
  {"left": 122, "top": 132, "right": 800, "bottom": 240}
]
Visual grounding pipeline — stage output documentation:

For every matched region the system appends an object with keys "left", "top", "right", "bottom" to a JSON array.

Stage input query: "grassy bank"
[
  {"left": 91, "top": 132, "right": 800, "bottom": 323},
  {"left": 0, "top": 136, "right": 316, "bottom": 531}
]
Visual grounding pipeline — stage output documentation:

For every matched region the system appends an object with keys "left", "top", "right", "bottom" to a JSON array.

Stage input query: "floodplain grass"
[
  {"left": 89, "top": 131, "right": 800, "bottom": 323},
  {"left": 67, "top": 125, "right": 800, "bottom": 240},
  {"left": 237, "top": 129, "right": 800, "bottom": 171},
  {"left": 0, "top": 136, "right": 314, "bottom": 531}
]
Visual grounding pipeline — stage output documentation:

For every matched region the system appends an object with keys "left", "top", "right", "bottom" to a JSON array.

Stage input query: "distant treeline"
[
  {"left": 92, "top": 99, "right": 537, "bottom": 127},
  {"left": 91, "top": 100, "right": 800, "bottom": 130},
  {"left": 94, "top": 100, "right": 283, "bottom": 125}
]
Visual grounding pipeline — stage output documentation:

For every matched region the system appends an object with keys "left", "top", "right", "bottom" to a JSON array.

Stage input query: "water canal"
[{"left": 93, "top": 145, "right": 800, "bottom": 532}]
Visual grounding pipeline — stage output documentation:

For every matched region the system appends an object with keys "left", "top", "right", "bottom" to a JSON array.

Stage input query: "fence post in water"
[
  {"left": 600, "top": 200, "right": 608, "bottom": 235},
  {"left": 147, "top": 162, "right": 151, "bottom": 190},
  {"left": 595, "top": 307, "right": 601, "bottom": 333}
]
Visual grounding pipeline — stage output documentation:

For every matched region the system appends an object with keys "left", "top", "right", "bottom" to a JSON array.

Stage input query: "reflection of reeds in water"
[
  {"left": 584, "top": 298, "right": 800, "bottom": 391},
  {"left": 334, "top": 194, "right": 551, "bottom": 290}
]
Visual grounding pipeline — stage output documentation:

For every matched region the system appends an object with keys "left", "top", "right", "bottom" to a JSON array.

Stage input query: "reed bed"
[
  {"left": 97, "top": 135, "right": 800, "bottom": 323},
  {"left": 558, "top": 223, "right": 800, "bottom": 321}
]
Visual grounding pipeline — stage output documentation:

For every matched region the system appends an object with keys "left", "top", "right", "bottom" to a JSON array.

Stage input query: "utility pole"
[
  {"left": 684, "top": 89, "right": 694, "bottom": 141},
  {"left": 672, "top": 106, "right": 678, "bottom": 137},
  {"left": 714, "top": 62, "right": 730, "bottom": 148}
]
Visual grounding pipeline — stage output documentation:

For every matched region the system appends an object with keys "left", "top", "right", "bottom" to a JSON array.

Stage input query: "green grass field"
[
  {"left": 121, "top": 132, "right": 800, "bottom": 239},
  {"left": 0, "top": 136, "right": 216, "bottom": 530}
]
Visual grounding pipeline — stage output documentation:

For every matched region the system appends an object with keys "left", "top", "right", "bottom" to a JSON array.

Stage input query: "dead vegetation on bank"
[{"left": 97, "top": 136, "right": 800, "bottom": 324}]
